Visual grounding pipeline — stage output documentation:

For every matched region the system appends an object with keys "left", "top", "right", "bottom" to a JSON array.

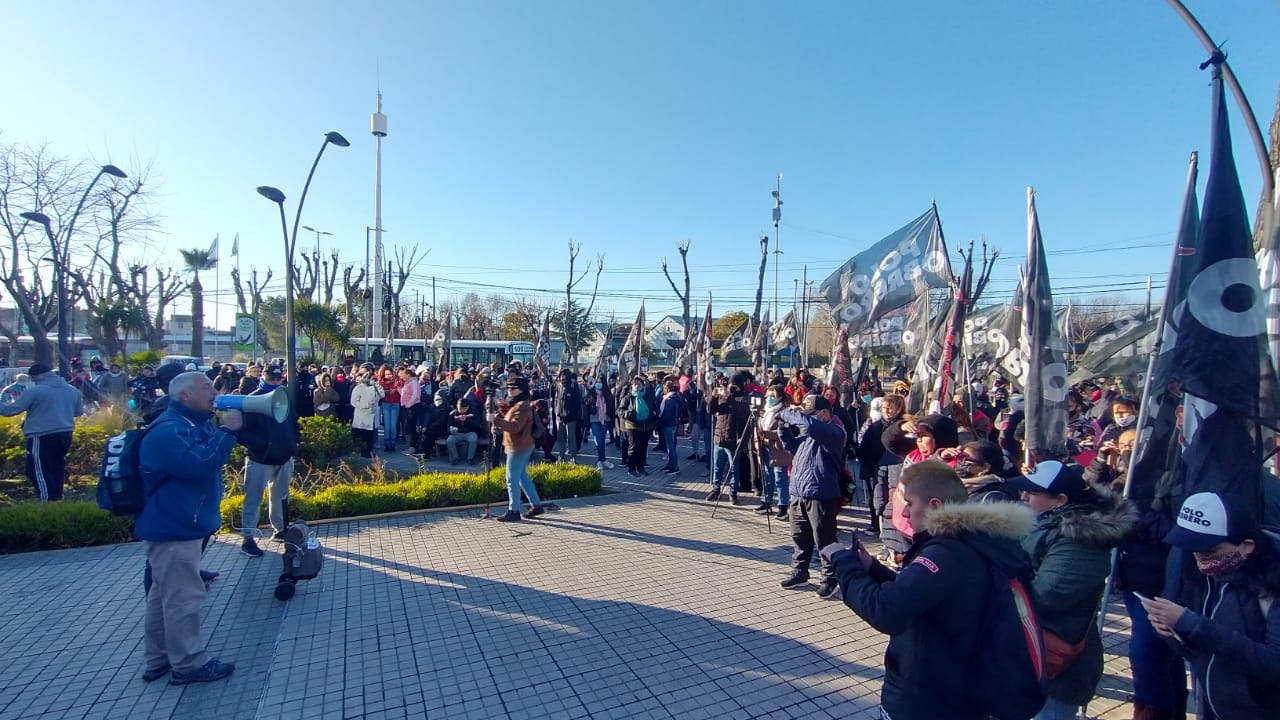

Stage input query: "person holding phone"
[{"left": 1141, "top": 492, "right": 1280, "bottom": 720}]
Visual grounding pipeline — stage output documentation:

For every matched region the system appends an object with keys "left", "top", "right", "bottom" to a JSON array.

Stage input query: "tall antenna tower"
[{"left": 371, "top": 91, "right": 388, "bottom": 339}]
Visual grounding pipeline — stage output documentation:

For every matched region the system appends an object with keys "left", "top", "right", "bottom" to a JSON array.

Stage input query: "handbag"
[{"left": 1042, "top": 630, "right": 1087, "bottom": 679}]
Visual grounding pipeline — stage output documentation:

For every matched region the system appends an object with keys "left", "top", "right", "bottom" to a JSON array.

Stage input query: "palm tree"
[{"left": 179, "top": 245, "right": 218, "bottom": 359}]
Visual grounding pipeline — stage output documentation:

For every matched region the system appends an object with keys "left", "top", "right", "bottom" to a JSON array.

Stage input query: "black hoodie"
[{"left": 832, "top": 501, "right": 1036, "bottom": 720}]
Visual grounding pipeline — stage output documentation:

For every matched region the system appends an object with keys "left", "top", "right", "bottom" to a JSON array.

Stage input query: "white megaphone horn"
[{"left": 216, "top": 387, "right": 290, "bottom": 422}]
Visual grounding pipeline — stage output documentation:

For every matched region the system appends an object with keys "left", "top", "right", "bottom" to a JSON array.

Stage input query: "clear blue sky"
[{"left": 3, "top": 1, "right": 1276, "bottom": 330}]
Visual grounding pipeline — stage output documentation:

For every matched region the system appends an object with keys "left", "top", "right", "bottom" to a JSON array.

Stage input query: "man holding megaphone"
[{"left": 215, "top": 365, "right": 299, "bottom": 558}]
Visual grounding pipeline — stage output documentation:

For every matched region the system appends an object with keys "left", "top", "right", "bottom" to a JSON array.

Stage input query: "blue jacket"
[
  {"left": 780, "top": 408, "right": 845, "bottom": 500},
  {"left": 134, "top": 401, "right": 237, "bottom": 542},
  {"left": 657, "top": 392, "right": 685, "bottom": 429}
]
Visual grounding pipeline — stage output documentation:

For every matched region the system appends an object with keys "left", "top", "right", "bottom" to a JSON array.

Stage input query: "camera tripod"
[{"left": 709, "top": 398, "right": 771, "bottom": 534}]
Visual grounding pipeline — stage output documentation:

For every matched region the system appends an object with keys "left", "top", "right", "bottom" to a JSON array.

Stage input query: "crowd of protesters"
[{"left": 4, "top": 349, "right": 1277, "bottom": 717}]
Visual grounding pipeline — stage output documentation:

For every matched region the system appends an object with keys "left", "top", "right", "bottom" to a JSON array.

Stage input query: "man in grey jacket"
[{"left": 0, "top": 363, "right": 84, "bottom": 500}]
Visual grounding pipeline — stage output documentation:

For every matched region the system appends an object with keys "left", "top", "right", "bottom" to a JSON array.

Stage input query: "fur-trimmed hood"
[
  {"left": 1039, "top": 490, "right": 1137, "bottom": 548},
  {"left": 924, "top": 500, "right": 1035, "bottom": 541}
]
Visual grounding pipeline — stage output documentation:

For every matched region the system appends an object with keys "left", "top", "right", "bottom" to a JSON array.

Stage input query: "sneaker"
[
  {"left": 240, "top": 538, "right": 264, "bottom": 557},
  {"left": 705, "top": 490, "right": 721, "bottom": 502},
  {"left": 199, "top": 570, "right": 220, "bottom": 583},
  {"left": 603, "top": 461, "right": 615, "bottom": 469},
  {"left": 469, "top": 458, "right": 477, "bottom": 466},
  {"left": 523, "top": 505, "right": 545, "bottom": 519},
  {"left": 775, "top": 510, "right": 790, "bottom": 522},
  {"left": 729, "top": 494, "right": 739, "bottom": 505},
  {"left": 495, "top": 510, "right": 522, "bottom": 523},
  {"left": 628, "top": 470, "right": 641, "bottom": 478},
  {"left": 753, "top": 503, "right": 772, "bottom": 515},
  {"left": 141, "top": 664, "right": 171, "bottom": 682},
  {"left": 639, "top": 469, "right": 650, "bottom": 476},
  {"left": 269, "top": 532, "right": 285, "bottom": 543},
  {"left": 816, "top": 580, "right": 840, "bottom": 600},
  {"left": 663, "top": 467, "right": 679, "bottom": 475},
  {"left": 779, "top": 573, "right": 809, "bottom": 589},
  {"left": 169, "top": 659, "right": 235, "bottom": 686},
  {"left": 596, "top": 461, "right": 607, "bottom": 470}
]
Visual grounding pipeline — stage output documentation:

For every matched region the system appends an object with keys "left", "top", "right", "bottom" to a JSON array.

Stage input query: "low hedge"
[
  {"left": 0, "top": 501, "right": 133, "bottom": 553},
  {"left": 224, "top": 464, "right": 602, "bottom": 529},
  {"left": 0, "top": 465, "right": 602, "bottom": 553}
]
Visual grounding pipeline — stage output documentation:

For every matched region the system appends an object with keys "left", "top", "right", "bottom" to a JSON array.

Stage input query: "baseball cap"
[
  {"left": 265, "top": 366, "right": 285, "bottom": 381},
  {"left": 1164, "top": 492, "right": 1256, "bottom": 553},
  {"left": 1005, "top": 460, "right": 1088, "bottom": 502},
  {"left": 802, "top": 395, "right": 832, "bottom": 415},
  {"left": 27, "top": 363, "right": 52, "bottom": 377}
]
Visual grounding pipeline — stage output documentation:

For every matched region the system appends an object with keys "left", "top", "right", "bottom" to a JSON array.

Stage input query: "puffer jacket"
[
  {"left": 1173, "top": 528, "right": 1280, "bottom": 720},
  {"left": 1023, "top": 492, "right": 1137, "bottom": 706},
  {"left": 832, "top": 501, "right": 1037, "bottom": 720},
  {"left": 135, "top": 401, "right": 237, "bottom": 542},
  {"left": 779, "top": 408, "right": 844, "bottom": 501}
]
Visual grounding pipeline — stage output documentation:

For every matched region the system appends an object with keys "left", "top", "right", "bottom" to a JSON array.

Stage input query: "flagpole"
[
  {"left": 213, "top": 234, "right": 220, "bottom": 361},
  {"left": 1164, "top": 0, "right": 1272, "bottom": 207},
  {"left": 1096, "top": 151, "right": 1199, "bottom": 634}
]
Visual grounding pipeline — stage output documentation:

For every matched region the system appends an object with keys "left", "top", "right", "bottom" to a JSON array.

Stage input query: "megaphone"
[{"left": 216, "top": 387, "right": 290, "bottom": 422}]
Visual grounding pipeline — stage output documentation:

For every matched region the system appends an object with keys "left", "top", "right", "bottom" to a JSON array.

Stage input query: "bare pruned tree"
[
  {"left": 321, "top": 249, "right": 341, "bottom": 308},
  {"left": 661, "top": 240, "right": 692, "bottom": 345},
  {"left": 386, "top": 245, "right": 426, "bottom": 337},
  {"left": 246, "top": 267, "right": 273, "bottom": 354},
  {"left": 753, "top": 235, "right": 768, "bottom": 326},
  {"left": 341, "top": 263, "right": 367, "bottom": 334},
  {"left": 563, "top": 241, "right": 604, "bottom": 368}
]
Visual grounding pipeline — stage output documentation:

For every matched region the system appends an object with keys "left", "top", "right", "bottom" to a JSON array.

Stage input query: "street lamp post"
[
  {"left": 257, "top": 131, "right": 349, "bottom": 412},
  {"left": 20, "top": 163, "right": 126, "bottom": 377},
  {"left": 300, "top": 225, "right": 333, "bottom": 268}
]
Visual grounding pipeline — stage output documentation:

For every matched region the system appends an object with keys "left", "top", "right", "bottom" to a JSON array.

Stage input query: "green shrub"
[
  {"left": 126, "top": 349, "right": 163, "bottom": 374},
  {"left": 0, "top": 501, "right": 133, "bottom": 553},
  {"left": 296, "top": 415, "right": 358, "bottom": 467},
  {"left": 221, "top": 465, "right": 602, "bottom": 529},
  {"left": 0, "top": 405, "right": 138, "bottom": 480}
]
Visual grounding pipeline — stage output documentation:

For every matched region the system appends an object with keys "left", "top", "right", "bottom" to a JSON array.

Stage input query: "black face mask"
[{"left": 953, "top": 459, "right": 980, "bottom": 479}]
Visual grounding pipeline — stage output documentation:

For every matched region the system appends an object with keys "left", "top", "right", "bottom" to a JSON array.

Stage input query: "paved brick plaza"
[{"left": 0, "top": 450, "right": 1140, "bottom": 720}]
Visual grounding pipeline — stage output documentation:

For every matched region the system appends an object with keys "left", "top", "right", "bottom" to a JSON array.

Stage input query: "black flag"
[
  {"left": 1021, "top": 188, "right": 1070, "bottom": 461},
  {"left": 1169, "top": 67, "right": 1280, "bottom": 425},
  {"left": 1168, "top": 64, "right": 1280, "bottom": 512},
  {"left": 1128, "top": 152, "right": 1199, "bottom": 505}
]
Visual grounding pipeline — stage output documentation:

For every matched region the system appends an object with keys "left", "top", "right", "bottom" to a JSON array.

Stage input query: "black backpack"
[
  {"left": 96, "top": 419, "right": 172, "bottom": 518},
  {"left": 957, "top": 537, "right": 1049, "bottom": 720}
]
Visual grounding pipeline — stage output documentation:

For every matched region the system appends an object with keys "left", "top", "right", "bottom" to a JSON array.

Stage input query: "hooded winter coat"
[
  {"left": 1173, "top": 529, "right": 1280, "bottom": 720},
  {"left": 831, "top": 501, "right": 1037, "bottom": 720},
  {"left": 1022, "top": 493, "right": 1137, "bottom": 706},
  {"left": 962, "top": 473, "right": 1021, "bottom": 503}
]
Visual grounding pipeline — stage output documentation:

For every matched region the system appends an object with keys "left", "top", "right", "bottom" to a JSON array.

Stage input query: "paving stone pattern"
[{"left": 0, "top": 443, "right": 1143, "bottom": 719}]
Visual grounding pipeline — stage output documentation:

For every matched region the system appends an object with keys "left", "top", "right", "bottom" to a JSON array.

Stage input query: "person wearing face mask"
[
  {"left": 586, "top": 377, "right": 616, "bottom": 470},
  {"left": 94, "top": 362, "right": 131, "bottom": 406},
  {"left": 753, "top": 386, "right": 792, "bottom": 519},
  {"left": 1098, "top": 396, "right": 1138, "bottom": 449},
  {"left": 349, "top": 369, "right": 384, "bottom": 458},
  {"left": 1142, "top": 492, "right": 1280, "bottom": 720},
  {"left": 1006, "top": 461, "right": 1137, "bottom": 720},
  {"left": 617, "top": 375, "right": 655, "bottom": 477}
]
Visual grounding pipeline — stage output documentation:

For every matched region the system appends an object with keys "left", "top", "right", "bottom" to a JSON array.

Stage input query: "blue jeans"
[
  {"left": 761, "top": 448, "right": 789, "bottom": 507},
  {"left": 712, "top": 446, "right": 736, "bottom": 493},
  {"left": 591, "top": 422, "right": 608, "bottom": 463},
  {"left": 1122, "top": 591, "right": 1187, "bottom": 710},
  {"left": 380, "top": 403, "right": 400, "bottom": 447},
  {"left": 504, "top": 446, "right": 541, "bottom": 512},
  {"left": 661, "top": 425, "right": 678, "bottom": 470}
]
